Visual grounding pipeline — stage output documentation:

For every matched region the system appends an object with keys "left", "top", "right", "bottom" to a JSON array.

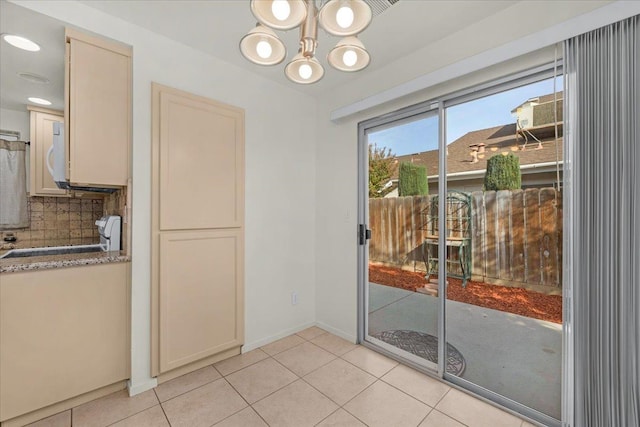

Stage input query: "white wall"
[
  {"left": 313, "top": 0, "right": 640, "bottom": 340},
  {"left": 0, "top": 108, "right": 30, "bottom": 140},
  {"left": 14, "top": 0, "right": 317, "bottom": 394}
]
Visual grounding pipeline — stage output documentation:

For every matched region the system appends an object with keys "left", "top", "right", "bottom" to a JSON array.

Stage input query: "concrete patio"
[{"left": 368, "top": 282, "right": 562, "bottom": 420}]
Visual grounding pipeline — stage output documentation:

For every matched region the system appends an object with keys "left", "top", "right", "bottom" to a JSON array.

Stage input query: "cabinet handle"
[{"left": 46, "top": 145, "right": 55, "bottom": 178}]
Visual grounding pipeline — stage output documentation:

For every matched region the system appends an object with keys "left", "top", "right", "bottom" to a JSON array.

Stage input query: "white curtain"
[
  {"left": 0, "top": 139, "right": 28, "bottom": 229},
  {"left": 564, "top": 15, "right": 639, "bottom": 427}
]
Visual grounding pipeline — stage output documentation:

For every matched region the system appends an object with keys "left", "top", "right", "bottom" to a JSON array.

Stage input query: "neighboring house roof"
[{"left": 391, "top": 123, "right": 563, "bottom": 179}]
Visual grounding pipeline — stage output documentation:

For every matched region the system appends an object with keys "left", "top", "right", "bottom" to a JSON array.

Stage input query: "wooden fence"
[{"left": 368, "top": 188, "right": 562, "bottom": 291}]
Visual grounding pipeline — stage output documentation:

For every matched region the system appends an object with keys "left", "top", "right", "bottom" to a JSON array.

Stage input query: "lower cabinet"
[
  {"left": 0, "top": 263, "right": 129, "bottom": 422},
  {"left": 155, "top": 230, "right": 244, "bottom": 375}
]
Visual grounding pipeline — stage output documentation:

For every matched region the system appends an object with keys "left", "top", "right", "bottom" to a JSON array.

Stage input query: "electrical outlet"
[{"left": 291, "top": 292, "right": 298, "bottom": 305}]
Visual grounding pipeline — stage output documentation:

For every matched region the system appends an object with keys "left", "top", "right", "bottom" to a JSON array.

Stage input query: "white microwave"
[
  {"left": 47, "top": 121, "right": 67, "bottom": 186},
  {"left": 46, "top": 121, "right": 116, "bottom": 193}
]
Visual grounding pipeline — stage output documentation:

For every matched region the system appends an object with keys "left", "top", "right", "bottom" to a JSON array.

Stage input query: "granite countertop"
[{"left": 0, "top": 251, "right": 130, "bottom": 274}]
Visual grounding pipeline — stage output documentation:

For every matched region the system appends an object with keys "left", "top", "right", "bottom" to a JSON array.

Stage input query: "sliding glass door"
[
  {"left": 360, "top": 106, "right": 441, "bottom": 371},
  {"left": 443, "top": 76, "right": 563, "bottom": 426},
  {"left": 358, "top": 68, "right": 565, "bottom": 426}
]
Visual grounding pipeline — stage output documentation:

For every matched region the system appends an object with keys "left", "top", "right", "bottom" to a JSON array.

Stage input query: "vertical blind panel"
[{"left": 564, "top": 15, "right": 639, "bottom": 427}]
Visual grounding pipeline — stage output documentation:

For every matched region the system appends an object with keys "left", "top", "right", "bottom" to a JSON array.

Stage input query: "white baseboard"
[
  {"left": 127, "top": 377, "right": 158, "bottom": 396},
  {"left": 315, "top": 321, "right": 357, "bottom": 343},
  {"left": 242, "top": 321, "right": 317, "bottom": 352}
]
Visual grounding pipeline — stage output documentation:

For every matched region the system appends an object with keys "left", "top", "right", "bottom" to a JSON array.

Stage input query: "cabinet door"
[
  {"left": 0, "top": 263, "right": 129, "bottom": 421},
  {"left": 29, "top": 109, "right": 67, "bottom": 196},
  {"left": 157, "top": 90, "right": 244, "bottom": 230},
  {"left": 158, "top": 230, "right": 244, "bottom": 373},
  {"left": 151, "top": 84, "right": 244, "bottom": 376},
  {"left": 67, "top": 29, "right": 131, "bottom": 187}
]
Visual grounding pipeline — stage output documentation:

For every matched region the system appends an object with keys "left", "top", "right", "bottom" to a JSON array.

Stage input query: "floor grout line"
[
  {"left": 339, "top": 378, "right": 379, "bottom": 410},
  {"left": 433, "top": 386, "right": 452, "bottom": 408},
  {"left": 204, "top": 377, "right": 256, "bottom": 427},
  {"left": 260, "top": 334, "right": 312, "bottom": 357},
  {"left": 213, "top": 348, "right": 270, "bottom": 376},
  {"left": 273, "top": 342, "right": 340, "bottom": 379},
  {"left": 102, "top": 401, "right": 159, "bottom": 427},
  {"left": 156, "top": 372, "right": 224, "bottom": 406},
  {"left": 416, "top": 406, "right": 435, "bottom": 426},
  {"left": 340, "top": 387, "right": 375, "bottom": 427},
  {"left": 238, "top": 355, "right": 300, "bottom": 407},
  {"left": 295, "top": 328, "right": 328, "bottom": 342},
  {"left": 70, "top": 388, "right": 159, "bottom": 427},
  {"left": 158, "top": 401, "right": 172, "bottom": 427},
  {"left": 433, "top": 408, "right": 471, "bottom": 427},
  {"left": 338, "top": 348, "right": 398, "bottom": 379},
  {"left": 269, "top": 345, "right": 336, "bottom": 375},
  {"left": 376, "top": 375, "right": 438, "bottom": 409},
  {"left": 428, "top": 389, "right": 475, "bottom": 427},
  {"left": 248, "top": 405, "right": 271, "bottom": 427},
  {"left": 297, "top": 373, "right": 344, "bottom": 408},
  {"left": 312, "top": 406, "right": 343, "bottom": 426}
]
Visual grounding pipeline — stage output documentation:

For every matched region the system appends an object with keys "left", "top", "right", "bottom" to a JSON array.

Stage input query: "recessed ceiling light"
[
  {"left": 2, "top": 34, "right": 40, "bottom": 52},
  {"left": 17, "top": 72, "right": 50, "bottom": 84},
  {"left": 28, "top": 97, "right": 52, "bottom": 106}
]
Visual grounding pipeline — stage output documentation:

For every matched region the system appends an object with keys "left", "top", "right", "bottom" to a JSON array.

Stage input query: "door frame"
[
  {"left": 358, "top": 104, "right": 442, "bottom": 372},
  {"left": 356, "top": 63, "right": 568, "bottom": 427}
]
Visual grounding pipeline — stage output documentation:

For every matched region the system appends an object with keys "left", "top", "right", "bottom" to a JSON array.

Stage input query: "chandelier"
[{"left": 240, "top": 0, "right": 373, "bottom": 84}]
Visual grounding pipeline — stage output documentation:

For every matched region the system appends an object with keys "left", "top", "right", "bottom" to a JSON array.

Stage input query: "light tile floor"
[{"left": 28, "top": 327, "right": 533, "bottom": 427}]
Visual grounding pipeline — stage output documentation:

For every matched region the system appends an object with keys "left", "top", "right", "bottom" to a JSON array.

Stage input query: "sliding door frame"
[
  {"left": 357, "top": 62, "right": 569, "bottom": 427},
  {"left": 357, "top": 102, "right": 441, "bottom": 373}
]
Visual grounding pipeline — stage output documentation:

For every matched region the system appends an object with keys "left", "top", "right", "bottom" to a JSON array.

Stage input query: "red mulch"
[{"left": 369, "top": 264, "right": 563, "bottom": 324}]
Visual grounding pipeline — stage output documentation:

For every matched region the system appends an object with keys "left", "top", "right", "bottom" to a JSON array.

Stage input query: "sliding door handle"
[{"left": 358, "top": 224, "right": 371, "bottom": 245}]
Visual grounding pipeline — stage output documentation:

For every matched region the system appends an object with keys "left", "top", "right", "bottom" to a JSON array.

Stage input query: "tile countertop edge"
[{"left": 0, "top": 253, "right": 131, "bottom": 274}]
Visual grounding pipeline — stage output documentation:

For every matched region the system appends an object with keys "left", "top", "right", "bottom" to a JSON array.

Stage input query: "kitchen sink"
[{"left": 0, "top": 244, "right": 104, "bottom": 259}]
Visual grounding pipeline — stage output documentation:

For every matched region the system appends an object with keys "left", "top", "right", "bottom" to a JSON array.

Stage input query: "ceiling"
[
  {"left": 0, "top": 0, "right": 521, "bottom": 112},
  {"left": 0, "top": 0, "right": 66, "bottom": 112},
  {"left": 78, "top": 0, "right": 517, "bottom": 95}
]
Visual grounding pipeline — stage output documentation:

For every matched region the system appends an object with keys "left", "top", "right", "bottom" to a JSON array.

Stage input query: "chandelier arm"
[{"left": 301, "top": 0, "right": 318, "bottom": 58}]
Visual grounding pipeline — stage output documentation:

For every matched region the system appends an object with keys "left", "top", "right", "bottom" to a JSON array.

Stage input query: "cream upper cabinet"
[
  {"left": 151, "top": 84, "right": 244, "bottom": 378},
  {"left": 28, "top": 107, "right": 67, "bottom": 196},
  {"left": 65, "top": 28, "right": 132, "bottom": 187}
]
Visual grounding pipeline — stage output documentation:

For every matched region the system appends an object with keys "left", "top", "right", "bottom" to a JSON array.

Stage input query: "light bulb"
[
  {"left": 342, "top": 49, "right": 357, "bottom": 67},
  {"left": 336, "top": 6, "right": 354, "bottom": 29},
  {"left": 271, "top": 0, "right": 291, "bottom": 21},
  {"left": 256, "top": 40, "right": 272, "bottom": 59},
  {"left": 298, "top": 64, "right": 313, "bottom": 80}
]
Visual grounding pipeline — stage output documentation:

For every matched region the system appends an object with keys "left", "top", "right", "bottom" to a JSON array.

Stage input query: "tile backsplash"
[{"left": 0, "top": 196, "right": 103, "bottom": 250}]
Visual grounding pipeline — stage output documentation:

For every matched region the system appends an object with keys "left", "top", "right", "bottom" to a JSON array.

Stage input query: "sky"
[{"left": 367, "top": 77, "right": 563, "bottom": 156}]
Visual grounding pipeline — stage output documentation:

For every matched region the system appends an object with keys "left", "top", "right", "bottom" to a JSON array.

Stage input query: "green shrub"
[
  {"left": 483, "top": 153, "right": 522, "bottom": 191},
  {"left": 368, "top": 144, "right": 397, "bottom": 198},
  {"left": 398, "top": 162, "right": 428, "bottom": 196}
]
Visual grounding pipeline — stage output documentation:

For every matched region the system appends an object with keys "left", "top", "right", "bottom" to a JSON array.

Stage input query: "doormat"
[{"left": 372, "top": 330, "right": 466, "bottom": 376}]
